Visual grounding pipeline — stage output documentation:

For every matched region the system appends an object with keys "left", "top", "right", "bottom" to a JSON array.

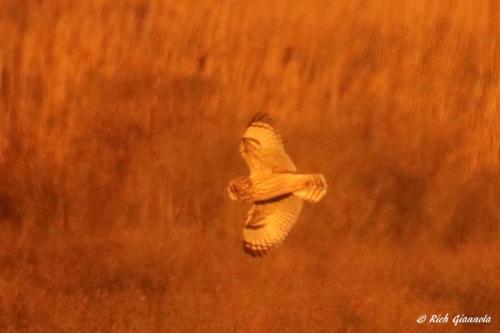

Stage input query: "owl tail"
[{"left": 293, "top": 174, "right": 327, "bottom": 203}]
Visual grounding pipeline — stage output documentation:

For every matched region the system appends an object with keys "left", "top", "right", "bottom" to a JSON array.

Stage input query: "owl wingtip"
[
  {"left": 248, "top": 112, "right": 274, "bottom": 127},
  {"left": 243, "top": 242, "right": 269, "bottom": 258}
]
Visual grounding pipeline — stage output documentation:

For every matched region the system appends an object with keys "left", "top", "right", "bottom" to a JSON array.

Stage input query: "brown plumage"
[{"left": 228, "top": 113, "right": 327, "bottom": 257}]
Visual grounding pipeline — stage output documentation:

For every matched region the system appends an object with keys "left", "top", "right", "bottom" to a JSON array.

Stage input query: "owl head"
[{"left": 228, "top": 177, "right": 252, "bottom": 202}]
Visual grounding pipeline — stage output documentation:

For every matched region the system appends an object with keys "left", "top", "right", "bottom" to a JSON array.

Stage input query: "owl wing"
[
  {"left": 240, "top": 113, "right": 297, "bottom": 176},
  {"left": 242, "top": 194, "right": 303, "bottom": 257}
]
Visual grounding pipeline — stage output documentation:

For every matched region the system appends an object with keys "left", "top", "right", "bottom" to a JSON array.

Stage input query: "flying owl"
[{"left": 228, "top": 113, "right": 327, "bottom": 257}]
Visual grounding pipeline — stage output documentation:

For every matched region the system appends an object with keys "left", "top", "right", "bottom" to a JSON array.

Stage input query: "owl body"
[
  {"left": 228, "top": 173, "right": 327, "bottom": 203},
  {"left": 229, "top": 113, "right": 327, "bottom": 257}
]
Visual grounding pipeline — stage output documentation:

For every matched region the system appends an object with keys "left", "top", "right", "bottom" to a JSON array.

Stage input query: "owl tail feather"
[{"left": 293, "top": 174, "right": 327, "bottom": 203}]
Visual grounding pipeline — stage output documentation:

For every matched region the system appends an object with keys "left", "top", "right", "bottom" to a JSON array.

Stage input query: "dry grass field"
[{"left": 0, "top": 0, "right": 499, "bottom": 332}]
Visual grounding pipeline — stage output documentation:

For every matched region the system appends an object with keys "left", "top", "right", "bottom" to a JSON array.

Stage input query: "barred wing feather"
[
  {"left": 239, "top": 113, "right": 296, "bottom": 176},
  {"left": 243, "top": 194, "right": 303, "bottom": 257}
]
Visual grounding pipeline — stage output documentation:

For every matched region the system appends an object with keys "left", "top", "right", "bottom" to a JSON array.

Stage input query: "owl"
[{"left": 228, "top": 113, "right": 327, "bottom": 257}]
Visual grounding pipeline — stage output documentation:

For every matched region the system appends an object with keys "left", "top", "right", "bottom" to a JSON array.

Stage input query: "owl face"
[{"left": 228, "top": 177, "right": 252, "bottom": 202}]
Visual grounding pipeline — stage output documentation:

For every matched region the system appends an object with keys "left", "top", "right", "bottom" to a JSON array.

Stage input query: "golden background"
[{"left": 0, "top": 1, "right": 498, "bottom": 332}]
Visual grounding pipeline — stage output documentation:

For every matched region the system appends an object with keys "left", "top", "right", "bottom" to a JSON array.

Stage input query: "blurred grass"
[{"left": 0, "top": 0, "right": 499, "bottom": 332}]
